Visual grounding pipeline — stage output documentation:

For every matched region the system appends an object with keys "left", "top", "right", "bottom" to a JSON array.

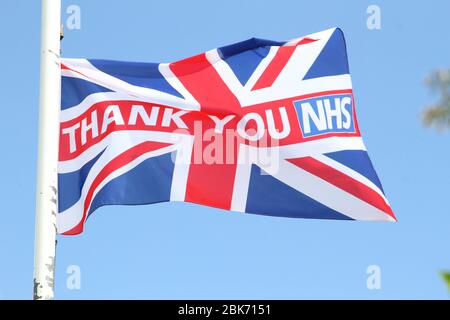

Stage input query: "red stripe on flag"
[
  {"left": 61, "top": 63, "right": 90, "bottom": 79},
  {"left": 251, "top": 37, "right": 318, "bottom": 91},
  {"left": 170, "top": 53, "right": 241, "bottom": 210},
  {"left": 288, "top": 156, "right": 396, "bottom": 220},
  {"left": 63, "top": 141, "right": 172, "bottom": 235},
  {"left": 296, "top": 37, "right": 318, "bottom": 45}
]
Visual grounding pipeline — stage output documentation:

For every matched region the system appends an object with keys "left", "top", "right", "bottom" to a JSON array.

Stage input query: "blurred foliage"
[
  {"left": 441, "top": 271, "right": 450, "bottom": 290},
  {"left": 422, "top": 69, "right": 450, "bottom": 130},
  {"left": 423, "top": 71, "right": 450, "bottom": 292}
]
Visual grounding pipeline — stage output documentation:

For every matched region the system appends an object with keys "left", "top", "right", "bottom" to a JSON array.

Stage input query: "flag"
[{"left": 58, "top": 27, "right": 395, "bottom": 235}]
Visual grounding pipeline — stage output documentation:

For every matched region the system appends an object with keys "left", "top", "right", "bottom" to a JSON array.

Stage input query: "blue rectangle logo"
[{"left": 293, "top": 94, "right": 355, "bottom": 138}]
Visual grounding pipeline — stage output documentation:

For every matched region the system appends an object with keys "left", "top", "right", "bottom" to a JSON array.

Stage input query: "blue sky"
[{"left": 1, "top": 0, "right": 449, "bottom": 299}]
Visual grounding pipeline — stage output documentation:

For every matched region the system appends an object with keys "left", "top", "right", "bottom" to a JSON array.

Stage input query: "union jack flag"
[{"left": 58, "top": 28, "right": 395, "bottom": 235}]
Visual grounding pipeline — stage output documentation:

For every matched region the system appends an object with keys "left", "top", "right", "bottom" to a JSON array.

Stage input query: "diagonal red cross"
[{"left": 169, "top": 39, "right": 316, "bottom": 210}]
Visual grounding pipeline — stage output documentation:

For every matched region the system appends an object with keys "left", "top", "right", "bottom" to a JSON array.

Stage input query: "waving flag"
[{"left": 58, "top": 27, "right": 395, "bottom": 235}]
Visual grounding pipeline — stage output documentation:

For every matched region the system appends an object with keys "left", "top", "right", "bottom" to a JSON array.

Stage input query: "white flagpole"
[{"left": 33, "top": 0, "right": 61, "bottom": 300}]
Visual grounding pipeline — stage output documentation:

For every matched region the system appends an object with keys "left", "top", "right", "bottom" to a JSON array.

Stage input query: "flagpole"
[{"left": 33, "top": 0, "right": 61, "bottom": 300}]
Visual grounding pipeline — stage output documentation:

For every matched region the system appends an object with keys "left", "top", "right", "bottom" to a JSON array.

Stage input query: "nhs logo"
[{"left": 294, "top": 94, "right": 355, "bottom": 138}]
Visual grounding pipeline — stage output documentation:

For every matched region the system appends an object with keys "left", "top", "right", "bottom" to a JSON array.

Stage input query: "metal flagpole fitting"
[{"left": 33, "top": 0, "right": 61, "bottom": 300}]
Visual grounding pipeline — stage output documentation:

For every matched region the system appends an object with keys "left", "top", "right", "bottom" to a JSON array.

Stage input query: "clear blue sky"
[{"left": 1, "top": 0, "right": 449, "bottom": 299}]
